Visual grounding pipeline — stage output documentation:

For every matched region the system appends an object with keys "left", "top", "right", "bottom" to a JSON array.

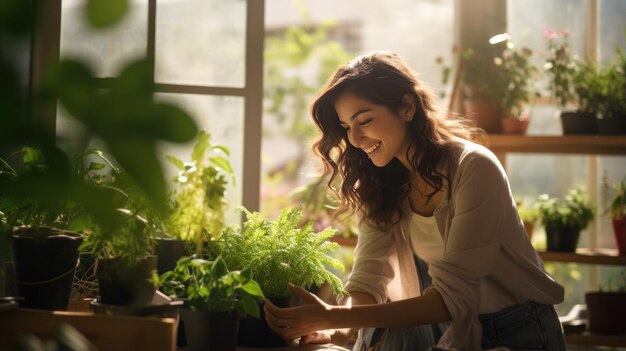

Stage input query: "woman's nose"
[{"left": 348, "top": 127, "right": 364, "bottom": 146}]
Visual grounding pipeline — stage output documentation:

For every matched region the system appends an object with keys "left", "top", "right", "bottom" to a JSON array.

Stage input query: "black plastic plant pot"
[
  {"left": 596, "top": 116, "right": 626, "bottom": 135},
  {"left": 585, "top": 291, "right": 626, "bottom": 334},
  {"left": 560, "top": 111, "right": 597, "bottom": 135},
  {"left": 155, "top": 238, "right": 186, "bottom": 275},
  {"left": 11, "top": 226, "right": 83, "bottom": 310},
  {"left": 545, "top": 224, "right": 580, "bottom": 253},
  {"left": 237, "top": 295, "right": 301, "bottom": 348},
  {"left": 180, "top": 309, "right": 239, "bottom": 351},
  {"left": 96, "top": 255, "right": 157, "bottom": 306}
]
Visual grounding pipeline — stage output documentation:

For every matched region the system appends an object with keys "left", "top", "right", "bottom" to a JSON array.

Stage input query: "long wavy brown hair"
[{"left": 311, "top": 51, "right": 478, "bottom": 231}]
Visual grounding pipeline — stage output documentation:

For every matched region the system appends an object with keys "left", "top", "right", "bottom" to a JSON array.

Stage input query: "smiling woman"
[{"left": 264, "top": 51, "right": 566, "bottom": 351}]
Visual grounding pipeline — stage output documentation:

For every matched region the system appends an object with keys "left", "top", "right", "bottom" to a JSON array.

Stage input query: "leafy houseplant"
[
  {"left": 462, "top": 34, "right": 538, "bottom": 134},
  {"left": 0, "top": 147, "right": 86, "bottom": 310},
  {"left": 585, "top": 270, "right": 626, "bottom": 335},
  {"left": 155, "top": 255, "right": 264, "bottom": 351},
  {"left": 602, "top": 175, "right": 626, "bottom": 255},
  {"left": 596, "top": 30, "right": 626, "bottom": 135},
  {"left": 543, "top": 28, "right": 598, "bottom": 134},
  {"left": 536, "top": 187, "right": 596, "bottom": 253},
  {"left": 516, "top": 199, "right": 539, "bottom": 239},
  {"left": 162, "top": 131, "right": 234, "bottom": 251},
  {"left": 81, "top": 164, "right": 161, "bottom": 306},
  {"left": 216, "top": 206, "right": 346, "bottom": 347}
]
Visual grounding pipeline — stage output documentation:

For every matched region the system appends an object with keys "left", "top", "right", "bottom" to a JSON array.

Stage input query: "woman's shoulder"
[{"left": 449, "top": 137, "right": 502, "bottom": 170}]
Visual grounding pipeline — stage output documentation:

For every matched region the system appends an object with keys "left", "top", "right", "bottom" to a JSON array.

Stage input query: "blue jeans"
[{"left": 479, "top": 301, "right": 566, "bottom": 350}]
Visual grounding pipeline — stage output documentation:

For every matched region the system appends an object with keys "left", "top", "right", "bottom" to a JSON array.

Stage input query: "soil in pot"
[
  {"left": 560, "top": 111, "right": 597, "bottom": 135},
  {"left": 585, "top": 291, "right": 626, "bottom": 334},
  {"left": 237, "top": 295, "right": 302, "bottom": 348},
  {"left": 11, "top": 226, "right": 83, "bottom": 310},
  {"left": 545, "top": 223, "right": 580, "bottom": 253},
  {"left": 97, "top": 255, "right": 157, "bottom": 306},
  {"left": 180, "top": 309, "right": 239, "bottom": 351}
]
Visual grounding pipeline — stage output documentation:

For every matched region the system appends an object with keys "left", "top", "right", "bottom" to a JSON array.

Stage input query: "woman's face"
[{"left": 335, "top": 91, "right": 413, "bottom": 168}]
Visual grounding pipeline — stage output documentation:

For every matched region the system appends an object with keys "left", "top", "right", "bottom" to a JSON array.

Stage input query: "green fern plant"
[
  {"left": 164, "top": 130, "right": 234, "bottom": 253},
  {"left": 217, "top": 206, "right": 346, "bottom": 297}
]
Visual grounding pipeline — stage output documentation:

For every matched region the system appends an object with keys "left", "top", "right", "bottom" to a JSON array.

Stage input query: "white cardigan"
[{"left": 344, "top": 138, "right": 564, "bottom": 350}]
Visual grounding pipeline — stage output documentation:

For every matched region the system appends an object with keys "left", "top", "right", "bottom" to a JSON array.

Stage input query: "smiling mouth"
[{"left": 363, "top": 142, "right": 381, "bottom": 154}]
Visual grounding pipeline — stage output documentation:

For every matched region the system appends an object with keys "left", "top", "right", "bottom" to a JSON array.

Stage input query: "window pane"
[
  {"left": 599, "top": 0, "right": 626, "bottom": 63},
  {"left": 155, "top": 0, "right": 246, "bottom": 87},
  {"left": 156, "top": 93, "right": 244, "bottom": 225},
  {"left": 60, "top": 0, "right": 148, "bottom": 77}
]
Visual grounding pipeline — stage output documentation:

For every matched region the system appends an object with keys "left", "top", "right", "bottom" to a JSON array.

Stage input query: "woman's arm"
[{"left": 265, "top": 285, "right": 451, "bottom": 342}]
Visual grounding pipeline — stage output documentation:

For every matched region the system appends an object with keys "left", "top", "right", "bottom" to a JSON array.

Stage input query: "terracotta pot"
[
  {"left": 612, "top": 217, "right": 625, "bottom": 255},
  {"left": 463, "top": 98, "right": 503, "bottom": 133},
  {"left": 501, "top": 115, "right": 529, "bottom": 134},
  {"left": 523, "top": 221, "right": 534, "bottom": 240},
  {"left": 585, "top": 291, "right": 626, "bottom": 334}
]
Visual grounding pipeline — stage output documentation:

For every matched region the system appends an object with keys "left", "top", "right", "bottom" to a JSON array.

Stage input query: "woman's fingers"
[{"left": 288, "top": 284, "right": 321, "bottom": 304}]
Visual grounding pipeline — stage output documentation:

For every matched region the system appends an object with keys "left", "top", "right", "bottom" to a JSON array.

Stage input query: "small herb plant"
[
  {"left": 516, "top": 199, "right": 539, "bottom": 224},
  {"left": 80, "top": 157, "right": 158, "bottom": 261},
  {"left": 217, "top": 206, "right": 347, "bottom": 297},
  {"left": 164, "top": 131, "right": 234, "bottom": 252},
  {"left": 536, "top": 187, "right": 596, "bottom": 232},
  {"left": 601, "top": 173, "right": 626, "bottom": 220},
  {"left": 155, "top": 255, "right": 265, "bottom": 317}
]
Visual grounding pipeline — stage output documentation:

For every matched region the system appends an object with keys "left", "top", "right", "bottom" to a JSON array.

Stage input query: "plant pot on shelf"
[
  {"left": 11, "top": 226, "right": 83, "bottom": 310},
  {"left": 596, "top": 115, "right": 626, "bottom": 135},
  {"left": 523, "top": 221, "right": 535, "bottom": 240},
  {"left": 545, "top": 223, "right": 580, "bottom": 253},
  {"left": 560, "top": 111, "right": 597, "bottom": 135},
  {"left": 501, "top": 115, "right": 529, "bottom": 135},
  {"left": 96, "top": 255, "right": 157, "bottom": 306},
  {"left": 237, "top": 295, "right": 301, "bottom": 347},
  {"left": 180, "top": 309, "right": 239, "bottom": 351},
  {"left": 612, "top": 217, "right": 625, "bottom": 255},
  {"left": 462, "top": 85, "right": 503, "bottom": 134},
  {"left": 155, "top": 238, "right": 186, "bottom": 275},
  {"left": 585, "top": 291, "right": 626, "bottom": 335}
]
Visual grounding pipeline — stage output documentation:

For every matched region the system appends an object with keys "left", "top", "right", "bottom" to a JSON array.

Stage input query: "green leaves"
[
  {"left": 536, "top": 187, "right": 596, "bottom": 232},
  {"left": 155, "top": 255, "right": 265, "bottom": 317},
  {"left": 217, "top": 206, "right": 346, "bottom": 297},
  {"left": 86, "top": 0, "right": 128, "bottom": 29}
]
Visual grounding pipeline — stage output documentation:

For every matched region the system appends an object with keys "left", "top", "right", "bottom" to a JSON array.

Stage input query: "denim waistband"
[{"left": 478, "top": 301, "right": 545, "bottom": 337}]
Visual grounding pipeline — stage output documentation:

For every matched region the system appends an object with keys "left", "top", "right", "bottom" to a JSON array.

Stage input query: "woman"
[{"left": 264, "top": 51, "right": 565, "bottom": 351}]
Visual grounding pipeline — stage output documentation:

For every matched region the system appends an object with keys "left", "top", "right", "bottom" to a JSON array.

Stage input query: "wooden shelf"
[
  {"left": 484, "top": 135, "right": 626, "bottom": 155},
  {"left": 538, "top": 248, "right": 626, "bottom": 266},
  {"left": 565, "top": 332, "right": 626, "bottom": 347}
]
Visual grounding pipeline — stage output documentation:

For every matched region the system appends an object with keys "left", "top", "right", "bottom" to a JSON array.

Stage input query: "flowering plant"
[
  {"left": 543, "top": 28, "right": 578, "bottom": 108},
  {"left": 463, "top": 33, "right": 538, "bottom": 120}
]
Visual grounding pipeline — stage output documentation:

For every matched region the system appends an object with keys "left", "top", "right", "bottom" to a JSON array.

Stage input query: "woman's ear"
[{"left": 400, "top": 94, "right": 416, "bottom": 122}]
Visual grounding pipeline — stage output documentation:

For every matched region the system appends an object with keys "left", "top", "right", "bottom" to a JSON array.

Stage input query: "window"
[{"left": 57, "top": 0, "right": 264, "bottom": 223}]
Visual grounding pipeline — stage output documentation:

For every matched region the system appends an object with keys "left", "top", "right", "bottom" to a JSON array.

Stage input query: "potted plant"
[
  {"left": 216, "top": 206, "right": 347, "bottom": 347},
  {"left": 516, "top": 199, "right": 539, "bottom": 239},
  {"left": 536, "top": 187, "right": 596, "bottom": 253},
  {"left": 0, "top": 147, "right": 85, "bottom": 311},
  {"left": 81, "top": 167, "right": 160, "bottom": 307},
  {"left": 543, "top": 28, "right": 598, "bottom": 134},
  {"left": 585, "top": 270, "right": 626, "bottom": 335},
  {"left": 462, "top": 34, "right": 538, "bottom": 134},
  {"left": 154, "top": 255, "right": 265, "bottom": 351},
  {"left": 602, "top": 175, "right": 626, "bottom": 255},
  {"left": 157, "top": 130, "right": 234, "bottom": 274},
  {"left": 596, "top": 33, "right": 626, "bottom": 135}
]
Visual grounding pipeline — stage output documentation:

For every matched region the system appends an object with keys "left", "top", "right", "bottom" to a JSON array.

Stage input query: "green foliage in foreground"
[
  {"left": 217, "top": 206, "right": 346, "bottom": 297},
  {"left": 155, "top": 255, "right": 265, "bottom": 318}
]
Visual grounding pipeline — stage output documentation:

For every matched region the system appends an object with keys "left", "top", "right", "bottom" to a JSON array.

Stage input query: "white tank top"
[{"left": 409, "top": 211, "right": 444, "bottom": 263}]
